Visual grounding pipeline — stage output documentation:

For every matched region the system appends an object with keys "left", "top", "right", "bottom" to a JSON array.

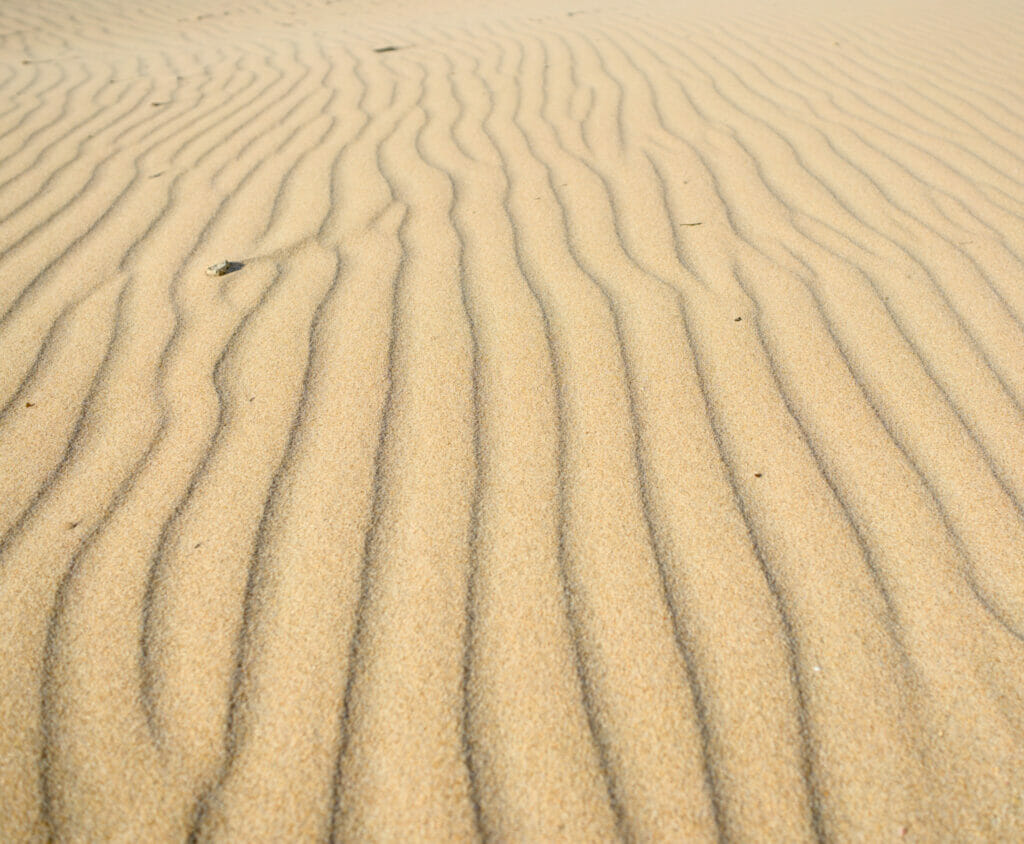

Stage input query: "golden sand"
[{"left": 1, "top": 0, "right": 1023, "bottom": 839}]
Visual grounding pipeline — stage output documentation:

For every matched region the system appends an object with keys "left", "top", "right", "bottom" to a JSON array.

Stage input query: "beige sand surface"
[{"left": 1, "top": 0, "right": 1023, "bottom": 839}]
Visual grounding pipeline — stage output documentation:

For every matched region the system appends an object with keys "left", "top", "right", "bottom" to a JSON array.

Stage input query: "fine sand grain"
[{"left": 1, "top": 0, "right": 1023, "bottom": 839}]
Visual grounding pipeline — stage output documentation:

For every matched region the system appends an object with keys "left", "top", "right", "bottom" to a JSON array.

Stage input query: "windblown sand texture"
[{"left": 2, "top": 0, "right": 1024, "bottom": 839}]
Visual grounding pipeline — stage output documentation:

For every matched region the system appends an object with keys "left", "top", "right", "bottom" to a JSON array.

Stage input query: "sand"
[{"left": 1, "top": 0, "right": 1023, "bottom": 839}]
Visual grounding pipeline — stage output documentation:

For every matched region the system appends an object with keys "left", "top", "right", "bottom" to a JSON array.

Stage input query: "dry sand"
[{"left": 1, "top": 0, "right": 1023, "bottom": 839}]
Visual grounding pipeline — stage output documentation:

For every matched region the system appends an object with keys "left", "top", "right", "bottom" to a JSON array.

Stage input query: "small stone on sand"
[{"left": 207, "top": 260, "right": 234, "bottom": 276}]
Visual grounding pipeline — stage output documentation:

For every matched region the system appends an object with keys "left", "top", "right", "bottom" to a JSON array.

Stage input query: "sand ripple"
[{"left": 1, "top": 0, "right": 1023, "bottom": 839}]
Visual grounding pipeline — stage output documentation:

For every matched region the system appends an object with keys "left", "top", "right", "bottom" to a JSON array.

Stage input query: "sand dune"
[{"left": 1, "top": 0, "right": 1023, "bottom": 839}]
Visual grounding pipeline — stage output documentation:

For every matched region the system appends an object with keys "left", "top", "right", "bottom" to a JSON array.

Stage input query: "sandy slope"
[{"left": 1, "top": 0, "right": 1023, "bottom": 839}]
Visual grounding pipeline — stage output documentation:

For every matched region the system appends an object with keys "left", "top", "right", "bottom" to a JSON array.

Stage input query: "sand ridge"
[{"left": 1, "top": 0, "right": 1023, "bottom": 839}]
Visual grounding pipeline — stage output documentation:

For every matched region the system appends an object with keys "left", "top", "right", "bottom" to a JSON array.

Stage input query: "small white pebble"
[{"left": 206, "top": 260, "right": 232, "bottom": 276}]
